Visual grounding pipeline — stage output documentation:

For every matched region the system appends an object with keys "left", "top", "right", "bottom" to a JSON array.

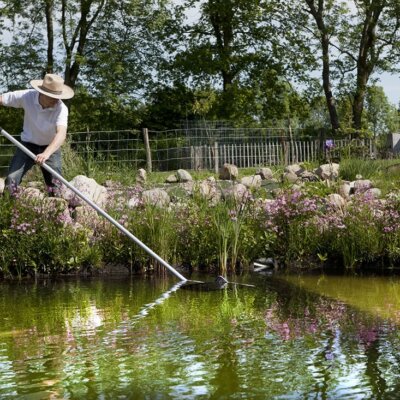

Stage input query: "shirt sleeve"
[
  {"left": 56, "top": 103, "right": 69, "bottom": 127},
  {"left": 1, "top": 90, "right": 28, "bottom": 108}
]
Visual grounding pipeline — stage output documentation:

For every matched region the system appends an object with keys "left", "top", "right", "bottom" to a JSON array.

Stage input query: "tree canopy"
[{"left": 0, "top": 0, "right": 399, "bottom": 136}]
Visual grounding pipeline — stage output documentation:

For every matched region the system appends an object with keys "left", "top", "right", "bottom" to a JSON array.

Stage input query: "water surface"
[{"left": 0, "top": 273, "right": 400, "bottom": 399}]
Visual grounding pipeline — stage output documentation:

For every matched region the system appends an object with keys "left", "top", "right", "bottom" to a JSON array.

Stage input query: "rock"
[
  {"left": 299, "top": 171, "right": 318, "bottom": 182},
  {"left": 165, "top": 174, "right": 178, "bottom": 183},
  {"left": 327, "top": 193, "right": 346, "bottom": 209},
  {"left": 256, "top": 167, "right": 274, "bottom": 180},
  {"left": 42, "top": 197, "right": 71, "bottom": 223},
  {"left": 365, "top": 188, "right": 382, "bottom": 199},
  {"left": 166, "top": 186, "right": 191, "bottom": 202},
  {"left": 282, "top": 172, "right": 299, "bottom": 183},
  {"left": 219, "top": 163, "right": 239, "bottom": 180},
  {"left": 198, "top": 180, "right": 222, "bottom": 204},
  {"left": 353, "top": 179, "right": 373, "bottom": 193},
  {"left": 285, "top": 164, "right": 305, "bottom": 176},
  {"left": 338, "top": 182, "right": 351, "bottom": 198},
  {"left": 240, "top": 175, "right": 262, "bottom": 189},
  {"left": 127, "top": 196, "right": 141, "bottom": 209},
  {"left": 179, "top": 181, "right": 195, "bottom": 195},
  {"left": 61, "top": 175, "right": 108, "bottom": 208},
  {"left": 314, "top": 163, "right": 340, "bottom": 180},
  {"left": 136, "top": 168, "right": 147, "bottom": 185},
  {"left": 176, "top": 169, "right": 193, "bottom": 182},
  {"left": 20, "top": 187, "right": 45, "bottom": 202},
  {"left": 142, "top": 188, "right": 170, "bottom": 207},
  {"left": 26, "top": 181, "right": 45, "bottom": 190},
  {"left": 222, "top": 183, "right": 249, "bottom": 203},
  {"left": 73, "top": 205, "right": 102, "bottom": 228}
]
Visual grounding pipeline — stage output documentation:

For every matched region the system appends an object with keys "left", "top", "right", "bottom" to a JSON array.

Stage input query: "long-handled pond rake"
[{"left": 0, "top": 127, "right": 188, "bottom": 282}]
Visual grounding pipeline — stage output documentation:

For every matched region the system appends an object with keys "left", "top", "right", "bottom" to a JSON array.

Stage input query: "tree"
[
  {"left": 365, "top": 85, "right": 397, "bottom": 138},
  {"left": 345, "top": 1, "right": 400, "bottom": 135},
  {"left": 286, "top": 0, "right": 400, "bottom": 137},
  {"left": 163, "top": 0, "right": 308, "bottom": 121}
]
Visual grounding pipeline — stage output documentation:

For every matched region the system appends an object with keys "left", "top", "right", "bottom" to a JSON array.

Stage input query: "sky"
[{"left": 374, "top": 72, "right": 399, "bottom": 107}]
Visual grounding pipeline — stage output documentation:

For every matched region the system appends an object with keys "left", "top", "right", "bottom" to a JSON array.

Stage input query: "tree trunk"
[
  {"left": 61, "top": 0, "right": 106, "bottom": 89},
  {"left": 44, "top": 0, "right": 54, "bottom": 75},
  {"left": 352, "top": 69, "right": 368, "bottom": 135},
  {"left": 321, "top": 34, "right": 340, "bottom": 132},
  {"left": 306, "top": 0, "right": 340, "bottom": 133},
  {"left": 351, "top": 2, "right": 384, "bottom": 137},
  {"left": 209, "top": 0, "right": 235, "bottom": 92}
]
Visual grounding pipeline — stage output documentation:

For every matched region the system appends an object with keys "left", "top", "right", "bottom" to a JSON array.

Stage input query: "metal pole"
[{"left": 0, "top": 128, "right": 187, "bottom": 282}]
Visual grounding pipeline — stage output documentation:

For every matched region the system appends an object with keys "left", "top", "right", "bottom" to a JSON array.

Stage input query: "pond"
[{"left": 1, "top": 272, "right": 400, "bottom": 399}]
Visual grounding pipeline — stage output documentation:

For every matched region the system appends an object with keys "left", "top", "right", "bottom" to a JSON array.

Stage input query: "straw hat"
[{"left": 30, "top": 73, "right": 74, "bottom": 99}]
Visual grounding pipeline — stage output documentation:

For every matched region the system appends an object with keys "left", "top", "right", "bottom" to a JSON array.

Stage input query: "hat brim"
[{"left": 30, "top": 79, "right": 75, "bottom": 100}]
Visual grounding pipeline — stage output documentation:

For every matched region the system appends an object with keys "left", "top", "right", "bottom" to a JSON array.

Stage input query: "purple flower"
[{"left": 325, "top": 139, "right": 335, "bottom": 150}]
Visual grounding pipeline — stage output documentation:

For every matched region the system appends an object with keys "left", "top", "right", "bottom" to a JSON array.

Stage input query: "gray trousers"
[{"left": 6, "top": 141, "right": 62, "bottom": 194}]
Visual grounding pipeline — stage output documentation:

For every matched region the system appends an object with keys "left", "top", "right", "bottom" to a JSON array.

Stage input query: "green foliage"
[
  {"left": 5, "top": 159, "right": 400, "bottom": 276},
  {"left": 339, "top": 158, "right": 382, "bottom": 181},
  {"left": 141, "top": 84, "right": 197, "bottom": 130},
  {"left": 365, "top": 85, "right": 399, "bottom": 137},
  {"left": 68, "top": 89, "right": 143, "bottom": 132},
  {"left": 0, "top": 191, "right": 101, "bottom": 277}
]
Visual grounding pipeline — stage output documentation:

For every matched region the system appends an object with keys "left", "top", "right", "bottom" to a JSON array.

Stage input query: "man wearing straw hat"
[{"left": 0, "top": 73, "right": 74, "bottom": 195}]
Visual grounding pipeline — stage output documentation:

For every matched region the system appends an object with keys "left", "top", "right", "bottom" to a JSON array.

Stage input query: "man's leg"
[
  {"left": 41, "top": 149, "right": 62, "bottom": 196},
  {"left": 5, "top": 148, "right": 35, "bottom": 193}
]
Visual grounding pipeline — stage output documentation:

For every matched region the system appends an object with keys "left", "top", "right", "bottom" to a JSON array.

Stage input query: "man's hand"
[{"left": 35, "top": 153, "right": 50, "bottom": 165}]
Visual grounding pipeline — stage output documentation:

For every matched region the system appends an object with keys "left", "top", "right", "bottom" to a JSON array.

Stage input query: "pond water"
[{"left": 1, "top": 272, "right": 400, "bottom": 399}]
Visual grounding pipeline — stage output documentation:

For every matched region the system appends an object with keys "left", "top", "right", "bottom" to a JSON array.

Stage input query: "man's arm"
[
  {"left": 35, "top": 125, "right": 67, "bottom": 165},
  {"left": 0, "top": 95, "right": 3, "bottom": 106}
]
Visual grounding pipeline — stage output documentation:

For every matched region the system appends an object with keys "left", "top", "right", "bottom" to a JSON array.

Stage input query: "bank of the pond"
[{"left": 2, "top": 160, "right": 400, "bottom": 278}]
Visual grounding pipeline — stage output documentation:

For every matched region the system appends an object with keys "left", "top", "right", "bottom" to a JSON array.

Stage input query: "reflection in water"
[{"left": 0, "top": 274, "right": 400, "bottom": 398}]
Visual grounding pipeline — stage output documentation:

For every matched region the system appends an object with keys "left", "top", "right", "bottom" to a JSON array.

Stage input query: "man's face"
[{"left": 39, "top": 93, "right": 58, "bottom": 108}]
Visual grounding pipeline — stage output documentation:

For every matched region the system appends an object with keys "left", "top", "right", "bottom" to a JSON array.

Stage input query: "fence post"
[
  {"left": 214, "top": 141, "right": 219, "bottom": 174},
  {"left": 142, "top": 128, "right": 152, "bottom": 172}
]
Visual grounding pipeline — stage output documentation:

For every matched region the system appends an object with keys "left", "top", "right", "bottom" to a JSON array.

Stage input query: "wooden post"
[
  {"left": 142, "top": 128, "right": 152, "bottom": 172},
  {"left": 214, "top": 141, "right": 219, "bottom": 174}
]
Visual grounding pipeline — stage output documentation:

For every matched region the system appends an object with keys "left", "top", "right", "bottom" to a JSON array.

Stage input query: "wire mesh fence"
[
  {"left": 68, "top": 130, "right": 146, "bottom": 168},
  {"left": 0, "top": 127, "right": 377, "bottom": 177}
]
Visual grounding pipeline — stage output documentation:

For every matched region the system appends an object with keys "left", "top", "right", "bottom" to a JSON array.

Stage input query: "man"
[{"left": 0, "top": 73, "right": 74, "bottom": 195}]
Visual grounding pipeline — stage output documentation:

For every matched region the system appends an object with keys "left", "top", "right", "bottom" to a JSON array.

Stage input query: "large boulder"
[
  {"left": 284, "top": 164, "right": 305, "bottom": 176},
  {"left": 281, "top": 172, "right": 299, "bottom": 184},
  {"left": 136, "top": 168, "right": 147, "bottom": 185},
  {"left": 19, "top": 187, "right": 46, "bottom": 202},
  {"left": 314, "top": 163, "right": 340, "bottom": 180},
  {"left": 222, "top": 183, "right": 249, "bottom": 203},
  {"left": 240, "top": 175, "right": 262, "bottom": 189},
  {"left": 61, "top": 175, "right": 108, "bottom": 208},
  {"left": 219, "top": 163, "right": 239, "bottom": 180},
  {"left": 198, "top": 178, "right": 222, "bottom": 204},
  {"left": 327, "top": 193, "right": 346, "bottom": 210},
  {"left": 365, "top": 188, "right": 382, "bottom": 199},
  {"left": 42, "top": 197, "right": 72, "bottom": 224},
  {"left": 73, "top": 205, "right": 103, "bottom": 229},
  {"left": 142, "top": 188, "right": 170, "bottom": 207},
  {"left": 176, "top": 169, "right": 193, "bottom": 182},
  {"left": 338, "top": 182, "right": 352, "bottom": 198},
  {"left": 353, "top": 179, "right": 373, "bottom": 193},
  {"left": 256, "top": 167, "right": 274, "bottom": 180}
]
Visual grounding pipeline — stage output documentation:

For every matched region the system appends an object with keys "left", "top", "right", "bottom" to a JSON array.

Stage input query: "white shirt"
[{"left": 2, "top": 89, "right": 68, "bottom": 146}]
